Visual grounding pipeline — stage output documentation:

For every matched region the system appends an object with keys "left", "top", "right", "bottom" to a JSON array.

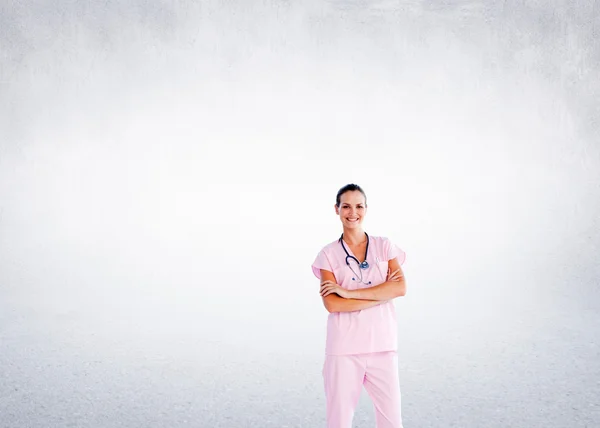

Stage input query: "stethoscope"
[{"left": 339, "top": 232, "right": 372, "bottom": 285}]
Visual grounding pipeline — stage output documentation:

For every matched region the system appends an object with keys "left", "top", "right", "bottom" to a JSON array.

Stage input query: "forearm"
[
  {"left": 348, "top": 280, "right": 406, "bottom": 301},
  {"left": 325, "top": 295, "right": 388, "bottom": 313}
]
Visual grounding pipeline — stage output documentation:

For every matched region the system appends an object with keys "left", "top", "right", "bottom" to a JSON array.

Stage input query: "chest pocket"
[
  {"left": 375, "top": 260, "right": 389, "bottom": 283},
  {"left": 333, "top": 260, "right": 387, "bottom": 290}
]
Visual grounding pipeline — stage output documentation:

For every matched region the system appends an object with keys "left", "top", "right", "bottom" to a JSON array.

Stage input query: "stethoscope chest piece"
[{"left": 339, "top": 232, "right": 372, "bottom": 284}]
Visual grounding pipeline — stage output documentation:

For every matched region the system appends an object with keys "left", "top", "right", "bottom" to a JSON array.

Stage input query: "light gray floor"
[{"left": 1, "top": 289, "right": 599, "bottom": 427}]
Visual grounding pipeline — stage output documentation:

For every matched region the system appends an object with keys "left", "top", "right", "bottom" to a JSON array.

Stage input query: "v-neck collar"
[{"left": 341, "top": 233, "right": 368, "bottom": 264}]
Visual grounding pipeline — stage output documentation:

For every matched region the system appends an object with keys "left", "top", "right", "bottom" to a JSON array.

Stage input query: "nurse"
[{"left": 311, "top": 183, "right": 407, "bottom": 428}]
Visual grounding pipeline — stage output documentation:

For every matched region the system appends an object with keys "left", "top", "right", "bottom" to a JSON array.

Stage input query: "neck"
[{"left": 342, "top": 228, "right": 366, "bottom": 245}]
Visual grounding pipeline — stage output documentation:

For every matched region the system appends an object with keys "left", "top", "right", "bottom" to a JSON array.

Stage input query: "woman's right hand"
[{"left": 387, "top": 268, "right": 402, "bottom": 282}]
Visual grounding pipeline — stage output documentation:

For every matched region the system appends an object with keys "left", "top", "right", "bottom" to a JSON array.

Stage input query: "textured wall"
[{"left": 1, "top": 1, "right": 599, "bottom": 427}]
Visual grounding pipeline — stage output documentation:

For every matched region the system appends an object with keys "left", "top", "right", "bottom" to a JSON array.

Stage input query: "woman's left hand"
[{"left": 320, "top": 280, "right": 351, "bottom": 299}]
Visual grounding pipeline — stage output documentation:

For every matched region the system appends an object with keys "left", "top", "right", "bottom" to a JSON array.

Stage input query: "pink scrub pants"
[{"left": 322, "top": 351, "right": 404, "bottom": 428}]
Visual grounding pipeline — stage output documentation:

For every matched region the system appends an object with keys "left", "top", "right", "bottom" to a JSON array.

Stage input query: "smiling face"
[{"left": 335, "top": 190, "right": 367, "bottom": 229}]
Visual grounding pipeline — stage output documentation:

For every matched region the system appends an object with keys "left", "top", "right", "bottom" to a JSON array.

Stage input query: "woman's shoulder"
[
  {"left": 369, "top": 235, "right": 391, "bottom": 244},
  {"left": 318, "top": 238, "right": 340, "bottom": 253},
  {"left": 369, "top": 235, "right": 396, "bottom": 252}
]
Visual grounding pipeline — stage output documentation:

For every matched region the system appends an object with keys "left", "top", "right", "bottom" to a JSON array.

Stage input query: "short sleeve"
[
  {"left": 383, "top": 237, "right": 406, "bottom": 266},
  {"left": 311, "top": 250, "right": 333, "bottom": 279}
]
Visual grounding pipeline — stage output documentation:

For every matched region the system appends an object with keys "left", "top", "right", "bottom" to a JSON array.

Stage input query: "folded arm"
[
  {"left": 349, "top": 258, "right": 406, "bottom": 301},
  {"left": 319, "top": 269, "right": 389, "bottom": 313}
]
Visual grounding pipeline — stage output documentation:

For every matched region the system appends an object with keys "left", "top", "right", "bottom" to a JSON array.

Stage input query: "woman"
[{"left": 311, "top": 183, "right": 407, "bottom": 428}]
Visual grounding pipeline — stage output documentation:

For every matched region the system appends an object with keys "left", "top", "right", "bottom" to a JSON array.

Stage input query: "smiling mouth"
[{"left": 347, "top": 218, "right": 359, "bottom": 222}]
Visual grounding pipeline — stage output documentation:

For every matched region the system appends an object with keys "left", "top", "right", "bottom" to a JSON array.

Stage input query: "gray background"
[{"left": 1, "top": 1, "right": 599, "bottom": 427}]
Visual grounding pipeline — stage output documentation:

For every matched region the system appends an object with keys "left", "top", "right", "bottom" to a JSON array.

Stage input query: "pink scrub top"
[{"left": 311, "top": 235, "right": 406, "bottom": 356}]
